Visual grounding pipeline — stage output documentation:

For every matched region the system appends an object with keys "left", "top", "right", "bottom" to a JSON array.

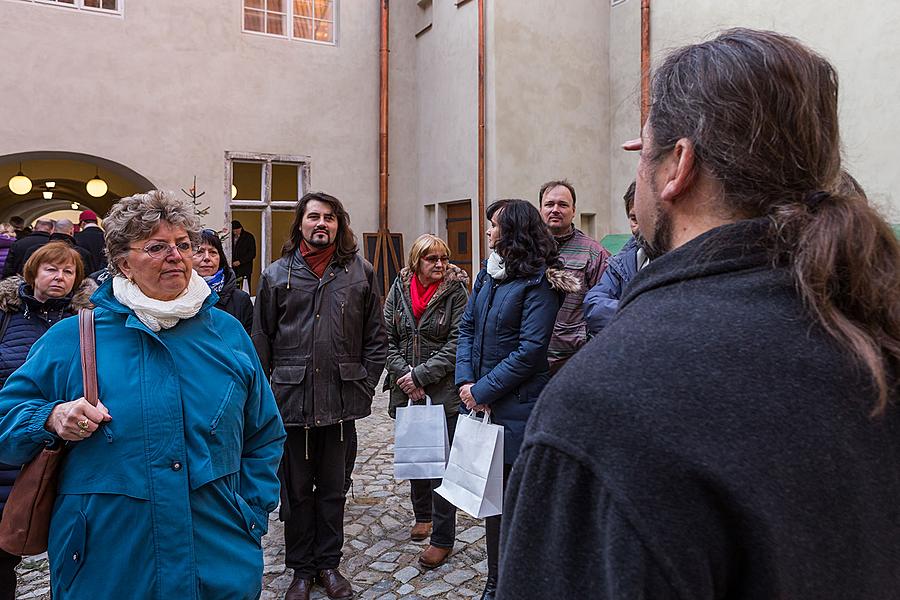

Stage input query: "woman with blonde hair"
[{"left": 384, "top": 233, "right": 469, "bottom": 569}]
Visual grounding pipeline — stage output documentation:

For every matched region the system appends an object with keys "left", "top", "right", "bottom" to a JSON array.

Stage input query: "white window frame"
[
  {"left": 241, "top": 0, "right": 338, "bottom": 46},
  {"left": 26, "top": 0, "right": 122, "bottom": 15},
  {"left": 225, "top": 151, "right": 311, "bottom": 269}
]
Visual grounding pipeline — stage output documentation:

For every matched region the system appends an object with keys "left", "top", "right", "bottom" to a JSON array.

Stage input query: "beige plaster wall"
[
  {"left": 0, "top": 0, "right": 381, "bottom": 239},
  {"left": 489, "top": 0, "right": 611, "bottom": 239},
  {"left": 608, "top": 0, "right": 900, "bottom": 232}
]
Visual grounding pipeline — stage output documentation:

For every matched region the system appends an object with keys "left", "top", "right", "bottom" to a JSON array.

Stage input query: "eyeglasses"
[
  {"left": 422, "top": 255, "right": 450, "bottom": 264},
  {"left": 131, "top": 241, "right": 195, "bottom": 260}
]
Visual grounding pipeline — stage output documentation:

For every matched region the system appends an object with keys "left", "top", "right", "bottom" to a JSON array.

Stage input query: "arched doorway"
[{"left": 0, "top": 151, "right": 155, "bottom": 224}]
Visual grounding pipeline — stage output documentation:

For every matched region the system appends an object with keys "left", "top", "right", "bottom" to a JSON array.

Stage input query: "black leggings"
[
  {"left": 484, "top": 464, "right": 513, "bottom": 581},
  {"left": 0, "top": 547, "right": 20, "bottom": 600}
]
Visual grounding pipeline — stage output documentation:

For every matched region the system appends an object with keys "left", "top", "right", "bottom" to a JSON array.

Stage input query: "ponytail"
[{"left": 771, "top": 191, "right": 900, "bottom": 415}]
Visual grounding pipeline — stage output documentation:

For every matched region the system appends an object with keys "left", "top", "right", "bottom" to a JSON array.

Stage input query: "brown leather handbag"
[{"left": 0, "top": 308, "right": 97, "bottom": 556}]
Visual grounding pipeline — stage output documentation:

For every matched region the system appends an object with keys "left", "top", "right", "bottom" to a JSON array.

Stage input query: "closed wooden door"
[{"left": 445, "top": 201, "right": 473, "bottom": 287}]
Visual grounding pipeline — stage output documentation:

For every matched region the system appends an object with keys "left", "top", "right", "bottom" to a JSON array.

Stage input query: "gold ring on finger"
[
  {"left": 77, "top": 419, "right": 89, "bottom": 431},
  {"left": 78, "top": 429, "right": 88, "bottom": 437}
]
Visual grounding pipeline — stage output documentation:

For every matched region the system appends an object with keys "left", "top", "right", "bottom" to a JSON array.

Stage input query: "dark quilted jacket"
[{"left": 0, "top": 275, "right": 95, "bottom": 513}]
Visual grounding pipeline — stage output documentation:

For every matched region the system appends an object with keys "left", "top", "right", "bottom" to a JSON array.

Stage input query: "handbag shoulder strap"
[{"left": 78, "top": 308, "right": 98, "bottom": 407}]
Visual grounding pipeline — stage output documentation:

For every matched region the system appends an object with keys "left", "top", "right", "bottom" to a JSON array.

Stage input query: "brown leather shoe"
[
  {"left": 284, "top": 573, "right": 312, "bottom": 600},
  {"left": 418, "top": 544, "right": 452, "bottom": 569},
  {"left": 410, "top": 521, "right": 432, "bottom": 541},
  {"left": 317, "top": 568, "right": 354, "bottom": 599}
]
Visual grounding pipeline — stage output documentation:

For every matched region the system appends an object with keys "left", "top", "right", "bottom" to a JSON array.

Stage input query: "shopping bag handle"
[
  {"left": 465, "top": 409, "right": 491, "bottom": 425},
  {"left": 406, "top": 395, "right": 433, "bottom": 407}
]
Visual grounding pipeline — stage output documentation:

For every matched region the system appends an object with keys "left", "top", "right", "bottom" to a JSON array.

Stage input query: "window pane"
[
  {"left": 102, "top": 0, "right": 117, "bottom": 9},
  {"left": 267, "top": 0, "right": 285, "bottom": 12},
  {"left": 233, "top": 162, "right": 263, "bottom": 201},
  {"left": 294, "top": 0, "right": 313, "bottom": 18},
  {"left": 266, "top": 13, "right": 286, "bottom": 35},
  {"left": 293, "top": 17, "right": 314, "bottom": 40},
  {"left": 314, "top": 19, "right": 333, "bottom": 43},
  {"left": 245, "top": 0, "right": 264, "bottom": 8},
  {"left": 272, "top": 164, "right": 299, "bottom": 201},
  {"left": 244, "top": 9, "right": 265, "bottom": 31},
  {"left": 314, "top": 0, "right": 333, "bottom": 21}
]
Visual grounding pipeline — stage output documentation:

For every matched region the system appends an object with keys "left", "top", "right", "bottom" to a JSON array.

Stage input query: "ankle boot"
[{"left": 479, "top": 575, "right": 497, "bottom": 600}]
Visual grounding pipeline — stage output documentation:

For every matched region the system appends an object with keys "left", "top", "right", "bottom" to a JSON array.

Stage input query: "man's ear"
[{"left": 659, "top": 138, "right": 697, "bottom": 204}]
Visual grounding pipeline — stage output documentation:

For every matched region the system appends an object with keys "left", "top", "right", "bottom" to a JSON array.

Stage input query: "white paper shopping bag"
[
  {"left": 435, "top": 411, "right": 504, "bottom": 518},
  {"left": 393, "top": 395, "right": 450, "bottom": 480}
]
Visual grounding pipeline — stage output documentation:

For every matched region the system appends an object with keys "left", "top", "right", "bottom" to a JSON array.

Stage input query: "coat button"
[
  {"left": 171, "top": 461, "right": 182, "bottom": 471},
  {"left": 72, "top": 552, "right": 79, "bottom": 561},
  {"left": 250, "top": 522, "right": 256, "bottom": 530},
  {"left": 315, "top": 368, "right": 320, "bottom": 373},
  {"left": 316, "top": 314, "right": 320, "bottom": 318}
]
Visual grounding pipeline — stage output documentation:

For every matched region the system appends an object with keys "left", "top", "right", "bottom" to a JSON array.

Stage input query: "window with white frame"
[
  {"left": 243, "top": 0, "right": 336, "bottom": 44},
  {"left": 27, "top": 0, "right": 120, "bottom": 12}
]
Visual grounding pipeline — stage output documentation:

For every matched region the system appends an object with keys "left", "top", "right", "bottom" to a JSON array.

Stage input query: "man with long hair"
[
  {"left": 499, "top": 29, "right": 900, "bottom": 599},
  {"left": 252, "top": 192, "right": 387, "bottom": 600}
]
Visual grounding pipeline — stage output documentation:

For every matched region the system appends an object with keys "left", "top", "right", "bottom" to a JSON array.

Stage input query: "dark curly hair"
[{"left": 487, "top": 199, "right": 561, "bottom": 278}]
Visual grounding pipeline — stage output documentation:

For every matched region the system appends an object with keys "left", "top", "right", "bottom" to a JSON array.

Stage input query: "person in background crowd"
[
  {"left": 456, "top": 199, "right": 579, "bottom": 600},
  {"left": 583, "top": 181, "right": 649, "bottom": 337},
  {"left": 498, "top": 29, "right": 900, "bottom": 599},
  {"left": 253, "top": 192, "right": 386, "bottom": 600},
  {"left": 8, "top": 216, "right": 29, "bottom": 241},
  {"left": 384, "top": 234, "right": 469, "bottom": 570},
  {"left": 193, "top": 228, "right": 253, "bottom": 335},
  {"left": 0, "top": 226, "right": 13, "bottom": 277},
  {"left": 75, "top": 209, "right": 107, "bottom": 271},
  {"left": 0, "top": 191, "right": 286, "bottom": 599},
  {"left": 1, "top": 218, "right": 53, "bottom": 278},
  {"left": 538, "top": 180, "right": 609, "bottom": 373},
  {"left": 23, "top": 219, "right": 95, "bottom": 275},
  {"left": 231, "top": 220, "right": 257, "bottom": 291},
  {"left": 0, "top": 243, "right": 94, "bottom": 600}
]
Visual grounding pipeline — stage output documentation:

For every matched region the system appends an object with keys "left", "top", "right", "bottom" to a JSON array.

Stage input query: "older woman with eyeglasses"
[
  {"left": 0, "top": 191, "right": 285, "bottom": 600},
  {"left": 384, "top": 234, "right": 469, "bottom": 569}
]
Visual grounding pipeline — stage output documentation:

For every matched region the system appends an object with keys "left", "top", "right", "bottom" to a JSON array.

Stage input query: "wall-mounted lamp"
[
  {"left": 8, "top": 162, "right": 32, "bottom": 195},
  {"left": 46, "top": 181, "right": 56, "bottom": 189},
  {"left": 71, "top": 202, "right": 80, "bottom": 210},
  {"left": 42, "top": 191, "right": 53, "bottom": 200},
  {"left": 86, "top": 168, "right": 108, "bottom": 197},
  {"left": 231, "top": 184, "right": 238, "bottom": 199}
]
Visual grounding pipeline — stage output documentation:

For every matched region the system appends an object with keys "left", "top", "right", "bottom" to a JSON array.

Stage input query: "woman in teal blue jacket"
[{"left": 0, "top": 191, "right": 286, "bottom": 600}]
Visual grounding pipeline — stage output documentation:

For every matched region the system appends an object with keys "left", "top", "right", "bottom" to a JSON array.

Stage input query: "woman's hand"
[
  {"left": 459, "top": 383, "right": 479, "bottom": 410},
  {"left": 44, "top": 398, "right": 112, "bottom": 442},
  {"left": 397, "top": 372, "right": 417, "bottom": 395}
]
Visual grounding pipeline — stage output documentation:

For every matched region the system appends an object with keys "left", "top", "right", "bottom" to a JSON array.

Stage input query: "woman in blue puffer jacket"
[
  {"left": 0, "top": 242, "right": 94, "bottom": 600},
  {"left": 455, "top": 199, "right": 579, "bottom": 600}
]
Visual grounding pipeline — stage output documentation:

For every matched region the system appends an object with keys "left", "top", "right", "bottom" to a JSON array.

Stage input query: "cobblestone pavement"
[{"left": 16, "top": 386, "right": 489, "bottom": 599}]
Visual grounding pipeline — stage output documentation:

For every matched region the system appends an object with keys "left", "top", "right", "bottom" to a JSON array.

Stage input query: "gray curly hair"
[{"left": 103, "top": 190, "right": 201, "bottom": 276}]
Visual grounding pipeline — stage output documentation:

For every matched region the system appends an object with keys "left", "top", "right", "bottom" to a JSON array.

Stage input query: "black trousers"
[
  {"left": 409, "top": 413, "right": 458, "bottom": 549},
  {"left": 282, "top": 422, "right": 354, "bottom": 579},
  {"left": 484, "top": 464, "right": 513, "bottom": 582},
  {"left": 0, "top": 547, "right": 20, "bottom": 600}
]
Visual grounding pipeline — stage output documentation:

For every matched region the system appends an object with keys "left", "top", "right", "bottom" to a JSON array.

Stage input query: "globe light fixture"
[
  {"left": 71, "top": 202, "right": 80, "bottom": 210},
  {"left": 86, "top": 168, "right": 108, "bottom": 198},
  {"left": 46, "top": 181, "right": 56, "bottom": 188},
  {"left": 8, "top": 162, "right": 32, "bottom": 195},
  {"left": 231, "top": 184, "right": 238, "bottom": 199},
  {"left": 43, "top": 191, "right": 53, "bottom": 200}
]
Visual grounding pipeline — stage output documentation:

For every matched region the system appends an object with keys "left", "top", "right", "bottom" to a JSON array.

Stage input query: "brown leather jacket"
[{"left": 252, "top": 249, "right": 387, "bottom": 428}]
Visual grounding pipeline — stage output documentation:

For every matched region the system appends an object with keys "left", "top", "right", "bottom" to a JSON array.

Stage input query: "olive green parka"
[{"left": 383, "top": 263, "right": 469, "bottom": 418}]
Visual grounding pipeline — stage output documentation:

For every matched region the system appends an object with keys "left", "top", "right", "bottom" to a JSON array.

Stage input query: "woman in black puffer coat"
[
  {"left": 0, "top": 242, "right": 95, "bottom": 600},
  {"left": 192, "top": 229, "right": 253, "bottom": 334}
]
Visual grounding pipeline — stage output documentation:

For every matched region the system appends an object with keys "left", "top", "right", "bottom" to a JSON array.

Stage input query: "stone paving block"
[
  {"left": 370, "top": 561, "right": 399, "bottom": 573},
  {"left": 397, "top": 583, "right": 416, "bottom": 595},
  {"left": 394, "top": 565, "right": 420, "bottom": 584},
  {"left": 364, "top": 538, "right": 396, "bottom": 557},
  {"left": 455, "top": 525, "right": 485, "bottom": 544},
  {"left": 443, "top": 568, "right": 476, "bottom": 586},
  {"left": 419, "top": 581, "right": 454, "bottom": 597}
]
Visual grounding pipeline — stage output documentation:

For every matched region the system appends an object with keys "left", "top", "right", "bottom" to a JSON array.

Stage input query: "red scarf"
[
  {"left": 410, "top": 274, "right": 439, "bottom": 321},
  {"left": 300, "top": 239, "right": 337, "bottom": 278}
]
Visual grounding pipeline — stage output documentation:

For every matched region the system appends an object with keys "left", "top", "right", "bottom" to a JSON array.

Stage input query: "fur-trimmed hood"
[
  {"left": 0, "top": 275, "right": 97, "bottom": 313},
  {"left": 544, "top": 267, "right": 582, "bottom": 295}
]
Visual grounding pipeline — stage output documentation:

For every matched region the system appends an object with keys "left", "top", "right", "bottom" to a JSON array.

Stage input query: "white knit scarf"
[
  {"left": 486, "top": 251, "right": 507, "bottom": 281},
  {"left": 112, "top": 271, "right": 211, "bottom": 332}
]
